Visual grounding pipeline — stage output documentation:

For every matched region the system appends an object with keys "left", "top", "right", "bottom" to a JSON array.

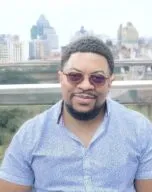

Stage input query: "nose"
[{"left": 77, "top": 76, "right": 94, "bottom": 90}]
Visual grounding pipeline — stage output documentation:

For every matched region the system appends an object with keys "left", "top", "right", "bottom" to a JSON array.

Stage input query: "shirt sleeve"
[
  {"left": 0, "top": 123, "right": 35, "bottom": 186},
  {"left": 135, "top": 118, "right": 152, "bottom": 180}
]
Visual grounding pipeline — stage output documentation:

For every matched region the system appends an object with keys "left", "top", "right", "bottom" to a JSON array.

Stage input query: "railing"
[
  {"left": 0, "top": 80, "right": 151, "bottom": 105},
  {"left": 0, "top": 60, "right": 152, "bottom": 67}
]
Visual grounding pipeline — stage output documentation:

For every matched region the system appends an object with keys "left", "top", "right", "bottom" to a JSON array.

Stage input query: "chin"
[
  {"left": 65, "top": 103, "right": 102, "bottom": 121},
  {"left": 73, "top": 106, "right": 94, "bottom": 113}
]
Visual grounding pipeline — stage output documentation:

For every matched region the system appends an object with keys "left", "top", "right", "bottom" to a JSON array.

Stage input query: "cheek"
[
  {"left": 60, "top": 82, "right": 75, "bottom": 100},
  {"left": 96, "top": 85, "right": 110, "bottom": 100}
]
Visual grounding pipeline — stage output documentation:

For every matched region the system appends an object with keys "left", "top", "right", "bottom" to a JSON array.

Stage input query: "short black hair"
[{"left": 61, "top": 35, "right": 114, "bottom": 75}]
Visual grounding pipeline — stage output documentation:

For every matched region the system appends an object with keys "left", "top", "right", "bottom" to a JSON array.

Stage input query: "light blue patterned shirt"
[{"left": 0, "top": 98, "right": 152, "bottom": 192}]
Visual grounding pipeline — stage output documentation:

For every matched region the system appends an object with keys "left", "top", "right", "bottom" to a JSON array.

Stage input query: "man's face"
[{"left": 58, "top": 52, "right": 114, "bottom": 116}]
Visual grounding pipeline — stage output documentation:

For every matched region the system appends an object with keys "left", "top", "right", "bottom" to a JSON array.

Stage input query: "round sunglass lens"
[
  {"left": 68, "top": 73, "right": 83, "bottom": 82},
  {"left": 91, "top": 75, "right": 106, "bottom": 84}
]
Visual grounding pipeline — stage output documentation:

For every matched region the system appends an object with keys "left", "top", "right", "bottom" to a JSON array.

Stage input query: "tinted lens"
[
  {"left": 90, "top": 74, "right": 106, "bottom": 85},
  {"left": 66, "top": 72, "right": 83, "bottom": 83}
]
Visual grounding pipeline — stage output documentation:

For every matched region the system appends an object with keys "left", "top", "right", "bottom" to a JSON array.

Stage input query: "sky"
[{"left": 0, "top": 0, "right": 151, "bottom": 46}]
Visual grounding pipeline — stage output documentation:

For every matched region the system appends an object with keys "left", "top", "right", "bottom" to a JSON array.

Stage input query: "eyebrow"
[{"left": 69, "top": 68, "right": 107, "bottom": 75}]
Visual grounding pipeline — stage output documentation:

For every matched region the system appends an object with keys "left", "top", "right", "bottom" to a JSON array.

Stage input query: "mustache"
[{"left": 72, "top": 91, "right": 97, "bottom": 98}]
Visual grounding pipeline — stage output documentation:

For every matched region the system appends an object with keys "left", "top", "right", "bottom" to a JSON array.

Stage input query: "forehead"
[{"left": 64, "top": 52, "right": 109, "bottom": 73}]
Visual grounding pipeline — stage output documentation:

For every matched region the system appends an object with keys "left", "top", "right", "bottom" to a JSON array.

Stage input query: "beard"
[{"left": 65, "top": 101, "right": 106, "bottom": 121}]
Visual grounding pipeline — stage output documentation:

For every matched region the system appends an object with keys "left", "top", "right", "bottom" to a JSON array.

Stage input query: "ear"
[
  {"left": 58, "top": 71, "right": 63, "bottom": 83},
  {"left": 108, "top": 74, "right": 115, "bottom": 88},
  {"left": 111, "top": 74, "right": 115, "bottom": 82}
]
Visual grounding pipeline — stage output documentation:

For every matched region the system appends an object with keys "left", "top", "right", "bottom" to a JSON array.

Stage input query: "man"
[{"left": 0, "top": 36, "right": 152, "bottom": 192}]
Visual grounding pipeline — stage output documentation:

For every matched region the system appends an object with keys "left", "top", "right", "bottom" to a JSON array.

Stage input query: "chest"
[{"left": 31, "top": 136, "right": 139, "bottom": 191}]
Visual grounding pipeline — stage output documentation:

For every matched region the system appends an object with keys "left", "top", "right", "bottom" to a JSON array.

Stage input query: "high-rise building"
[
  {"left": 117, "top": 22, "right": 139, "bottom": 49},
  {"left": 29, "top": 14, "right": 59, "bottom": 60},
  {"left": 29, "top": 40, "right": 46, "bottom": 60},
  {"left": 31, "top": 25, "right": 37, "bottom": 40},
  {"left": 43, "top": 27, "right": 59, "bottom": 50},
  {"left": 0, "top": 35, "right": 23, "bottom": 63},
  {"left": 29, "top": 39, "right": 60, "bottom": 60},
  {"left": 71, "top": 26, "right": 90, "bottom": 41},
  {"left": 117, "top": 24, "right": 123, "bottom": 46},
  {"left": 36, "top": 15, "right": 50, "bottom": 38}
]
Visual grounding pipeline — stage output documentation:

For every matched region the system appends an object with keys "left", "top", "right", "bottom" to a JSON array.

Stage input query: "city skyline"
[
  {"left": 0, "top": 0, "right": 152, "bottom": 46},
  {"left": 29, "top": 15, "right": 59, "bottom": 60}
]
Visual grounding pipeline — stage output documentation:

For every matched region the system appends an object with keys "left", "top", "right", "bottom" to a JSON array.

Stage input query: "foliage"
[
  {"left": 0, "top": 105, "right": 49, "bottom": 162},
  {"left": 0, "top": 71, "right": 39, "bottom": 84},
  {"left": 0, "top": 108, "right": 29, "bottom": 146}
]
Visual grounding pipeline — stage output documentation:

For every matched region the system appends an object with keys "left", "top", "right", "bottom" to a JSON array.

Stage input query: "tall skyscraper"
[
  {"left": 117, "top": 24, "right": 123, "bottom": 47},
  {"left": 0, "top": 35, "right": 23, "bottom": 63},
  {"left": 31, "top": 25, "right": 37, "bottom": 40},
  {"left": 117, "top": 22, "right": 139, "bottom": 48},
  {"left": 71, "top": 26, "right": 89, "bottom": 41},
  {"left": 36, "top": 15, "right": 50, "bottom": 38},
  {"left": 29, "top": 15, "right": 59, "bottom": 60},
  {"left": 29, "top": 39, "right": 49, "bottom": 60}
]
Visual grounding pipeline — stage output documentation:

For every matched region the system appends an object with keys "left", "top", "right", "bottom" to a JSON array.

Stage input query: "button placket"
[{"left": 82, "top": 148, "right": 93, "bottom": 192}]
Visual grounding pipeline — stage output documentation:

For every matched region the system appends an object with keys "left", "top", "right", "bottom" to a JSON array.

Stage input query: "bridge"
[
  {"left": 0, "top": 59, "right": 152, "bottom": 67},
  {"left": 0, "top": 59, "right": 151, "bottom": 84}
]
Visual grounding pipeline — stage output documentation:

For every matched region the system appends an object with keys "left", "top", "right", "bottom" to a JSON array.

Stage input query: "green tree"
[{"left": 0, "top": 71, "right": 39, "bottom": 84}]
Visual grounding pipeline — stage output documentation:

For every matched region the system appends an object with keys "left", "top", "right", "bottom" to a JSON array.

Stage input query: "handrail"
[
  {"left": 0, "top": 60, "right": 152, "bottom": 67},
  {"left": 0, "top": 81, "right": 151, "bottom": 105},
  {"left": 0, "top": 80, "right": 151, "bottom": 92}
]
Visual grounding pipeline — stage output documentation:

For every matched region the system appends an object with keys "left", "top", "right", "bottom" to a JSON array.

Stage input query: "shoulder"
[
  {"left": 107, "top": 99, "right": 152, "bottom": 154},
  {"left": 18, "top": 100, "right": 61, "bottom": 133},
  {"left": 108, "top": 98, "right": 150, "bottom": 121},
  {"left": 107, "top": 98, "right": 152, "bottom": 134},
  {"left": 11, "top": 101, "right": 62, "bottom": 157}
]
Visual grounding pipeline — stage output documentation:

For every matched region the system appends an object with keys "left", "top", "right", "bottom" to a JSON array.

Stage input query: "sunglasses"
[{"left": 63, "top": 71, "right": 109, "bottom": 87}]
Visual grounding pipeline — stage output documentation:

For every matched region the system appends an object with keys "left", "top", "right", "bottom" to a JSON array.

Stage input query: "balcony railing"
[{"left": 0, "top": 80, "right": 151, "bottom": 105}]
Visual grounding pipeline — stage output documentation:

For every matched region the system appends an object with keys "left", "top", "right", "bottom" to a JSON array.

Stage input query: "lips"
[{"left": 73, "top": 93, "right": 96, "bottom": 99}]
